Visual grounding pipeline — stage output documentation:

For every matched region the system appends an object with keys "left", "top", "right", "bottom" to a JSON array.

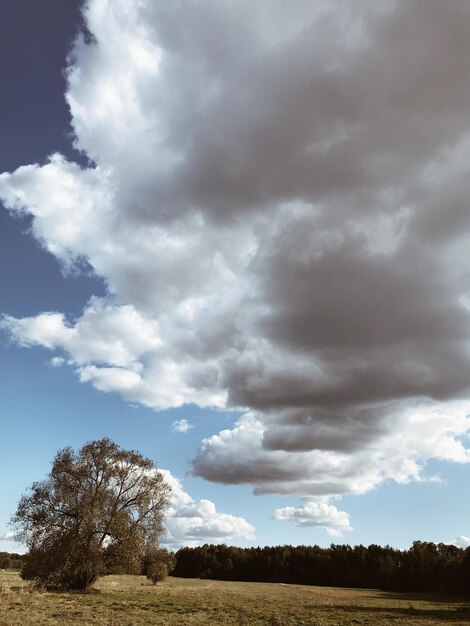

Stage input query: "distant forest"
[
  {"left": 173, "top": 542, "right": 470, "bottom": 594},
  {"left": 0, "top": 551, "right": 24, "bottom": 570},
  {"left": 4, "top": 542, "right": 470, "bottom": 594}
]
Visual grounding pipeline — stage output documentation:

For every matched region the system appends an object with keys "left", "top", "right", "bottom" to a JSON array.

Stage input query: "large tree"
[{"left": 12, "top": 438, "right": 171, "bottom": 590}]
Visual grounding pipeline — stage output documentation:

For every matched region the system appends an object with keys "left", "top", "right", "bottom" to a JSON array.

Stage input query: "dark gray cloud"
[{"left": 125, "top": 0, "right": 470, "bottom": 224}]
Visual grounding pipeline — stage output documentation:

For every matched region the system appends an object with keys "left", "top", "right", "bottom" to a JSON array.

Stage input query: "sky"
[{"left": 2, "top": 0, "right": 470, "bottom": 554}]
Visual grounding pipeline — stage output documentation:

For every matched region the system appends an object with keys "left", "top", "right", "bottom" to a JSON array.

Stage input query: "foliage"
[
  {"left": 0, "top": 552, "right": 25, "bottom": 570},
  {"left": 142, "top": 547, "right": 175, "bottom": 584},
  {"left": 12, "top": 438, "right": 171, "bottom": 590},
  {"left": 173, "top": 542, "right": 470, "bottom": 595}
]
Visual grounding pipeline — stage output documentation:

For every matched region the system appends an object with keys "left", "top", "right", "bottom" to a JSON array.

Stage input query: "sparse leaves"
[{"left": 12, "top": 438, "right": 171, "bottom": 590}]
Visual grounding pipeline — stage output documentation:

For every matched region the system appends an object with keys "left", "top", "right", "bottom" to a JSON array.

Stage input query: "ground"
[{"left": 1, "top": 570, "right": 470, "bottom": 625}]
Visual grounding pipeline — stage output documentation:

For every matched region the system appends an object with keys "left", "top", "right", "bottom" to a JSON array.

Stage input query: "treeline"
[
  {"left": 7, "top": 542, "right": 470, "bottom": 594},
  {"left": 173, "top": 542, "right": 470, "bottom": 594},
  {"left": 0, "top": 551, "right": 25, "bottom": 570}
]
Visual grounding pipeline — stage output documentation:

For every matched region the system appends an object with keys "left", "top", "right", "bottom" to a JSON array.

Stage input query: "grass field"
[{"left": 1, "top": 570, "right": 470, "bottom": 625}]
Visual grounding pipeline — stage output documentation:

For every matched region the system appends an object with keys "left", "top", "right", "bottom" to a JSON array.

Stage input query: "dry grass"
[{"left": 0, "top": 570, "right": 469, "bottom": 625}]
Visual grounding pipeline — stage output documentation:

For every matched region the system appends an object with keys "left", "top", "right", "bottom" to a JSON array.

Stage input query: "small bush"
[{"left": 142, "top": 547, "right": 175, "bottom": 585}]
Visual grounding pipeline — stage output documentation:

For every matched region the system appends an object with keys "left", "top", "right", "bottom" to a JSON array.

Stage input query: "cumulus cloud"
[
  {"left": 192, "top": 403, "right": 470, "bottom": 497},
  {"left": 274, "top": 500, "right": 352, "bottom": 538},
  {"left": 50, "top": 356, "right": 65, "bottom": 367},
  {"left": 2, "top": 0, "right": 470, "bottom": 510},
  {"left": 172, "top": 419, "right": 193, "bottom": 434},
  {"left": 450, "top": 535, "right": 470, "bottom": 549},
  {"left": 158, "top": 469, "right": 254, "bottom": 548}
]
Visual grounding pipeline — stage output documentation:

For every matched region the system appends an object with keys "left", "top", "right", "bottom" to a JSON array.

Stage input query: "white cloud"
[
  {"left": 164, "top": 498, "right": 255, "bottom": 548},
  {"left": 2, "top": 0, "right": 470, "bottom": 513},
  {"left": 0, "top": 155, "right": 111, "bottom": 266},
  {"left": 158, "top": 470, "right": 193, "bottom": 507},
  {"left": 172, "top": 419, "right": 193, "bottom": 434},
  {"left": 158, "top": 469, "right": 254, "bottom": 548},
  {"left": 274, "top": 500, "right": 352, "bottom": 538},
  {"left": 50, "top": 356, "right": 65, "bottom": 367},
  {"left": 3, "top": 299, "right": 160, "bottom": 368},
  {"left": 450, "top": 535, "right": 470, "bottom": 549}
]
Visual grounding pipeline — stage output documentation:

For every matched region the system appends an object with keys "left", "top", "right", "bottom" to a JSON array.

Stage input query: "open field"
[{"left": 1, "top": 570, "right": 470, "bottom": 625}]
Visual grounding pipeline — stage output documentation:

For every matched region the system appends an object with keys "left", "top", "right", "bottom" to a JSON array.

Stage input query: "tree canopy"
[{"left": 12, "top": 438, "right": 171, "bottom": 590}]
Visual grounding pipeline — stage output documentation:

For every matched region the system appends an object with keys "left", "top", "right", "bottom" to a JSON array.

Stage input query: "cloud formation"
[
  {"left": 158, "top": 469, "right": 254, "bottom": 548},
  {"left": 452, "top": 536, "right": 470, "bottom": 549},
  {"left": 172, "top": 419, "right": 193, "bottom": 434},
  {"left": 2, "top": 0, "right": 470, "bottom": 511},
  {"left": 192, "top": 405, "right": 470, "bottom": 497},
  {"left": 274, "top": 500, "right": 352, "bottom": 538}
]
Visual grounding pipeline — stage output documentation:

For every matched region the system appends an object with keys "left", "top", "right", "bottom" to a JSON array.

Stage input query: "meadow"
[{"left": 1, "top": 570, "right": 470, "bottom": 625}]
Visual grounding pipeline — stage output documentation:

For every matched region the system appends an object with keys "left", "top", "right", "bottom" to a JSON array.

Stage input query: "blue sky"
[{"left": 2, "top": 0, "right": 470, "bottom": 553}]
